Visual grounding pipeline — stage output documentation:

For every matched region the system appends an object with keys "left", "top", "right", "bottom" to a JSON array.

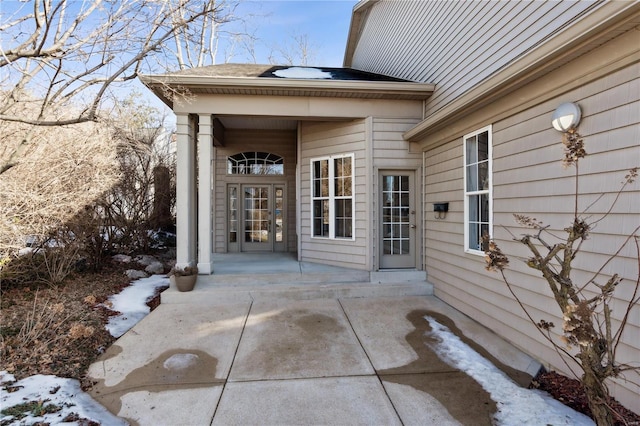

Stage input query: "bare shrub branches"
[
  {"left": 0, "top": 120, "right": 120, "bottom": 255},
  {"left": 484, "top": 131, "right": 639, "bottom": 425}
]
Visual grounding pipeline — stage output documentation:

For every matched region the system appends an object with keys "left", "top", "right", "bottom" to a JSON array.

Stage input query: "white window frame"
[
  {"left": 463, "top": 125, "right": 492, "bottom": 255},
  {"left": 310, "top": 153, "right": 355, "bottom": 240}
]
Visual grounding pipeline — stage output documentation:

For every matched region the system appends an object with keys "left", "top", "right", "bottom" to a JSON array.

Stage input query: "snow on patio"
[{"left": 425, "top": 315, "right": 594, "bottom": 425}]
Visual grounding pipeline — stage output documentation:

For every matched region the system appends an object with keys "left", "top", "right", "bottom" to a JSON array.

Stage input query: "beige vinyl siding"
[
  {"left": 351, "top": 0, "right": 600, "bottom": 114},
  {"left": 213, "top": 129, "right": 297, "bottom": 253},
  {"left": 372, "top": 118, "right": 423, "bottom": 269},
  {"left": 423, "top": 62, "right": 640, "bottom": 408},
  {"left": 372, "top": 118, "right": 422, "bottom": 168},
  {"left": 300, "top": 120, "right": 368, "bottom": 269}
]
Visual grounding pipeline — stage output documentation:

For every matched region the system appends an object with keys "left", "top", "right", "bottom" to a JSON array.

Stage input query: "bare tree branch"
[{"left": 0, "top": 0, "right": 240, "bottom": 127}]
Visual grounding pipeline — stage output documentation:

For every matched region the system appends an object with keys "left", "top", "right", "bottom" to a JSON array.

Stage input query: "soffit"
[{"left": 218, "top": 117, "right": 298, "bottom": 130}]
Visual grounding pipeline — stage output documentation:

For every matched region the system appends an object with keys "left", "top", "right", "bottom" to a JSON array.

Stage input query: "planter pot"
[{"left": 170, "top": 274, "right": 197, "bottom": 292}]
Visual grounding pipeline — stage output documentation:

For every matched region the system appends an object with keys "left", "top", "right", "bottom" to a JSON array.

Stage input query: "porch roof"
[{"left": 140, "top": 64, "right": 435, "bottom": 108}]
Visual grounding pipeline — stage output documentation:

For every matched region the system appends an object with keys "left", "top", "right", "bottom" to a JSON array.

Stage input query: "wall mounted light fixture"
[{"left": 551, "top": 102, "right": 581, "bottom": 132}]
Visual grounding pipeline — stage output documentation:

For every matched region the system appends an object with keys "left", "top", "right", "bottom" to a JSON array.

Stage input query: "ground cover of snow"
[
  {"left": 0, "top": 372, "right": 126, "bottom": 425},
  {"left": 424, "top": 315, "right": 595, "bottom": 425},
  {"left": 1, "top": 275, "right": 168, "bottom": 425},
  {"left": 105, "top": 274, "right": 169, "bottom": 338}
]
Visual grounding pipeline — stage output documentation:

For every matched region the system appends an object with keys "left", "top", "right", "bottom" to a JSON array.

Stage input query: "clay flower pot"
[
  {"left": 169, "top": 265, "right": 198, "bottom": 292},
  {"left": 170, "top": 274, "right": 197, "bottom": 292}
]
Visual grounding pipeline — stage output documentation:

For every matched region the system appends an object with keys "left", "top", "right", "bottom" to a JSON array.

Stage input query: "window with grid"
[
  {"left": 311, "top": 154, "right": 354, "bottom": 239},
  {"left": 464, "top": 125, "right": 492, "bottom": 254},
  {"left": 227, "top": 152, "right": 284, "bottom": 175}
]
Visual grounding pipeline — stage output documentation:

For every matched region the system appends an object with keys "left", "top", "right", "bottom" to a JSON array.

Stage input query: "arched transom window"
[{"left": 227, "top": 152, "right": 284, "bottom": 175}]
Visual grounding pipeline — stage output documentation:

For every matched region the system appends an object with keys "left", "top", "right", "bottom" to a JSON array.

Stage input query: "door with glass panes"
[
  {"left": 379, "top": 171, "right": 416, "bottom": 268},
  {"left": 227, "top": 184, "right": 285, "bottom": 252}
]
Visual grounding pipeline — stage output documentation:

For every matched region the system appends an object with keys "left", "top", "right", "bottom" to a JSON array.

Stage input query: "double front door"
[{"left": 228, "top": 184, "right": 285, "bottom": 252}]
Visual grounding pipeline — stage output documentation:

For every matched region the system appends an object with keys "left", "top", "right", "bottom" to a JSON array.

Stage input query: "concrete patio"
[{"left": 87, "top": 255, "right": 542, "bottom": 425}]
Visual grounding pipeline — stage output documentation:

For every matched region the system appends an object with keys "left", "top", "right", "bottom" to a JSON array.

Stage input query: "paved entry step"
[
  {"left": 198, "top": 269, "right": 371, "bottom": 286},
  {"left": 370, "top": 270, "right": 427, "bottom": 283},
  {"left": 161, "top": 281, "right": 434, "bottom": 304}
]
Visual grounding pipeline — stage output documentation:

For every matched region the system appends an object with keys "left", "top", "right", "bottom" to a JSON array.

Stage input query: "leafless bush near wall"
[{"left": 484, "top": 130, "right": 639, "bottom": 425}]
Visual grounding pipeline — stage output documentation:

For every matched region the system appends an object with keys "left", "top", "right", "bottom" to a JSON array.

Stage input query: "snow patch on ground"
[
  {"left": 2, "top": 274, "right": 169, "bottom": 425},
  {"left": 424, "top": 315, "right": 594, "bottom": 426},
  {"left": 0, "top": 373, "right": 126, "bottom": 425},
  {"left": 164, "top": 353, "right": 199, "bottom": 371},
  {"left": 273, "top": 67, "right": 333, "bottom": 79},
  {"left": 105, "top": 274, "right": 169, "bottom": 338}
]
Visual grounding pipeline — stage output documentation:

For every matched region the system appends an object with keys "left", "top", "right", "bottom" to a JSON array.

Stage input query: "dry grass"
[{"left": 0, "top": 260, "right": 132, "bottom": 381}]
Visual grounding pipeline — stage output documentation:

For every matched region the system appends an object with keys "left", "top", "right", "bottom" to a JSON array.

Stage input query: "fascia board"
[
  {"left": 140, "top": 74, "right": 434, "bottom": 99},
  {"left": 343, "top": 0, "right": 379, "bottom": 68}
]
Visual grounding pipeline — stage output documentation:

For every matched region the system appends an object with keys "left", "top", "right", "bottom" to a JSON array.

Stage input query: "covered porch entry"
[{"left": 140, "top": 64, "right": 434, "bottom": 274}]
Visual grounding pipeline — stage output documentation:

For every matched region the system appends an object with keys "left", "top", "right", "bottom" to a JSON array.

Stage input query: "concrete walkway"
[{"left": 87, "top": 290, "right": 541, "bottom": 425}]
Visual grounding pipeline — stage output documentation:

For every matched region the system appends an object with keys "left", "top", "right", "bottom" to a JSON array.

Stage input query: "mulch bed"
[{"left": 532, "top": 371, "right": 640, "bottom": 425}]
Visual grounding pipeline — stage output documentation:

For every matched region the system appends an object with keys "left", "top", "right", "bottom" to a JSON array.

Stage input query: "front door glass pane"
[
  {"left": 275, "top": 187, "right": 283, "bottom": 243},
  {"left": 382, "top": 175, "right": 410, "bottom": 255},
  {"left": 229, "top": 187, "right": 238, "bottom": 243}
]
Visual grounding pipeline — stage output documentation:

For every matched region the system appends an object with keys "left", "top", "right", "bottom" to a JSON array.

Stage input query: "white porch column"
[
  {"left": 175, "top": 113, "right": 197, "bottom": 268},
  {"left": 197, "top": 114, "right": 214, "bottom": 274}
]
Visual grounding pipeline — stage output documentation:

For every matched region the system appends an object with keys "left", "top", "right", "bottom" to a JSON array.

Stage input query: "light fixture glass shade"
[{"left": 551, "top": 102, "right": 581, "bottom": 132}]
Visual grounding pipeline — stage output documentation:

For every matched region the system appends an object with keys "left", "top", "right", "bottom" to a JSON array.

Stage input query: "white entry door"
[
  {"left": 379, "top": 172, "right": 416, "bottom": 269},
  {"left": 228, "top": 184, "right": 286, "bottom": 252}
]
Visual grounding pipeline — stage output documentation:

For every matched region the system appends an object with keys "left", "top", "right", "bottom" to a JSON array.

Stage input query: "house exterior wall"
[
  {"left": 349, "top": 0, "right": 601, "bottom": 114},
  {"left": 421, "top": 47, "right": 640, "bottom": 409},
  {"left": 213, "top": 129, "right": 297, "bottom": 253},
  {"left": 299, "top": 119, "right": 368, "bottom": 269},
  {"left": 371, "top": 118, "right": 423, "bottom": 269},
  {"left": 298, "top": 117, "right": 423, "bottom": 270},
  {"left": 173, "top": 94, "right": 422, "bottom": 263}
]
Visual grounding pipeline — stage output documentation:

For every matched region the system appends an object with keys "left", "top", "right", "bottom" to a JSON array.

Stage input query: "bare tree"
[
  {"left": 0, "top": 0, "right": 240, "bottom": 127},
  {"left": 222, "top": 26, "right": 259, "bottom": 64},
  {"left": 268, "top": 32, "right": 318, "bottom": 66},
  {"left": 484, "top": 130, "right": 639, "bottom": 425},
  {"left": 0, "top": 91, "right": 175, "bottom": 281},
  {"left": 98, "top": 93, "right": 176, "bottom": 255}
]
